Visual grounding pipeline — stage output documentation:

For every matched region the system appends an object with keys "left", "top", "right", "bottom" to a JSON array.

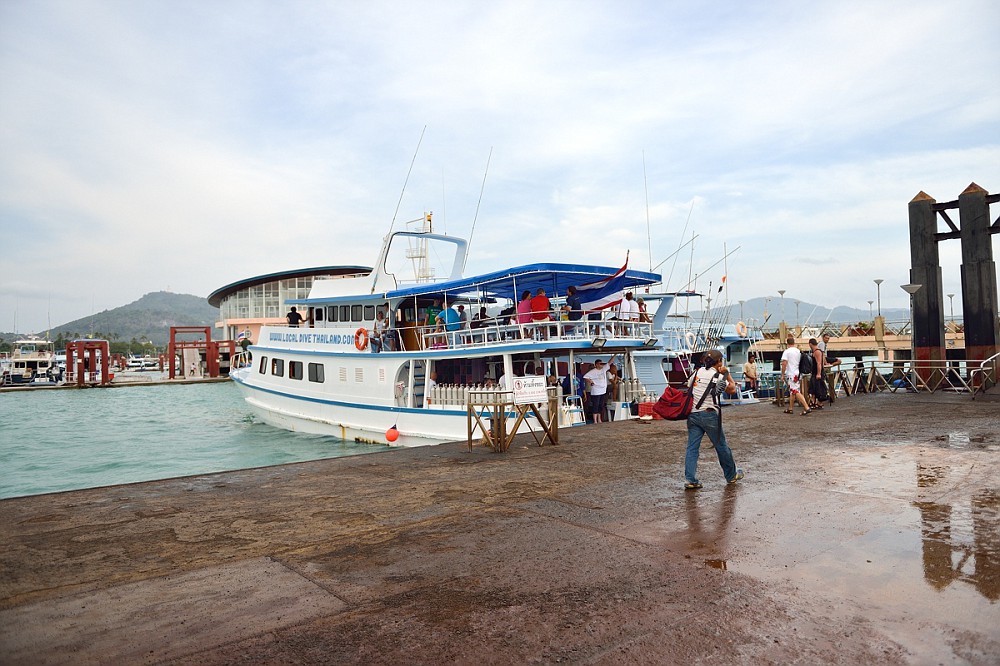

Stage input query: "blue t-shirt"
[
  {"left": 566, "top": 293, "right": 583, "bottom": 321},
  {"left": 438, "top": 307, "right": 461, "bottom": 331}
]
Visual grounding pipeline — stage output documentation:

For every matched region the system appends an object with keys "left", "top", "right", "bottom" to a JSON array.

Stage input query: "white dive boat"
[
  {"left": 230, "top": 224, "right": 661, "bottom": 446},
  {"left": 2, "top": 337, "right": 63, "bottom": 385}
]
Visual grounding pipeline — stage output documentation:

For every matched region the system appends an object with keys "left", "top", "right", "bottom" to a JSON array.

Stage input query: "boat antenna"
[
  {"left": 643, "top": 151, "right": 652, "bottom": 272},
  {"left": 385, "top": 125, "right": 426, "bottom": 238},
  {"left": 464, "top": 146, "right": 492, "bottom": 272},
  {"left": 664, "top": 200, "right": 696, "bottom": 292}
]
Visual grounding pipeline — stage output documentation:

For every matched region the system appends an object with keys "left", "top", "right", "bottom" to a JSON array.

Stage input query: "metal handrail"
[{"left": 970, "top": 350, "right": 1000, "bottom": 399}]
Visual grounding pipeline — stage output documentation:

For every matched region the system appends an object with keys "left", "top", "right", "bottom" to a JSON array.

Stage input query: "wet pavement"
[{"left": 1, "top": 392, "right": 998, "bottom": 664}]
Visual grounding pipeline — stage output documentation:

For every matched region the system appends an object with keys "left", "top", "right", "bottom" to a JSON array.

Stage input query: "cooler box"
[{"left": 638, "top": 402, "right": 663, "bottom": 420}]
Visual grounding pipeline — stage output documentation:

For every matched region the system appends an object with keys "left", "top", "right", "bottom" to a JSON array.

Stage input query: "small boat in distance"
[{"left": 231, "top": 215, "right": 662, "bottom": 446}]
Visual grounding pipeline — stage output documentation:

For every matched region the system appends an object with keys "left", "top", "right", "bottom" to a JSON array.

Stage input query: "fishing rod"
[
  {"left": 385, "top": 125, "right": 426, "bottom": 239},
  {"left": 664, "top": 200, "right": 696, "bottom": 295},
  {"left": 643, "top": 151, "right": 652, "bottom": 272},
  {"left": 673, "top": 245, "right": 741, "bottom": 293},
  {"left": 464, "top": 147, "right": 492, "bottom": 272}
]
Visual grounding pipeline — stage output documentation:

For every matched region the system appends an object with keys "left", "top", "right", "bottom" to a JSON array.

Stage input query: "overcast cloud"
[{"left": 1, "top": 0, "right": 997, "bottom": 332}]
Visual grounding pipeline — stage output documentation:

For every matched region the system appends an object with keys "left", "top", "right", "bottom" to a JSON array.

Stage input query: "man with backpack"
[
  {"left": 780, "top": 336, "right": 812, "bottom": 416},
  {"left": 807, "top": 338, "right": 827, "bottom": 409}
]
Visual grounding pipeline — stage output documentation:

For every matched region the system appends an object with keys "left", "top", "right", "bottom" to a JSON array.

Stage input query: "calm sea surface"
[{"left": 0, "top": 380, "right": 382, "bottom": 500}]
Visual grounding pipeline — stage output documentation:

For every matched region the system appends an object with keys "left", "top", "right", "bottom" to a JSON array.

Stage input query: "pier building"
[{"left": 208, "top": 265, "right": 371, "bottom": 345}]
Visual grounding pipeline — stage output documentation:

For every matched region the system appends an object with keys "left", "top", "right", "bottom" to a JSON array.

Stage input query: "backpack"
[
  {"left": 799, "top": 348, "right": 815, "bottom": 375},
  {"left": 652, "top": 371, "right": 720, "bottom": 421}
]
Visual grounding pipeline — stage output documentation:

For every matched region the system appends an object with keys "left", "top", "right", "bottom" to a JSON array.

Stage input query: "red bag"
[
  {"left": 652, "top": 385, "right": 693, "bottom": 420},
  {"left": 651, "top": 371, "right": 720, "bottom": 421}
]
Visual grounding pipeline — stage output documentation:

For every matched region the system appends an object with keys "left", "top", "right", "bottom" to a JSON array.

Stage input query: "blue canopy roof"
[{"left": 385, "top": 262, "right": 661, "bottom": 302}]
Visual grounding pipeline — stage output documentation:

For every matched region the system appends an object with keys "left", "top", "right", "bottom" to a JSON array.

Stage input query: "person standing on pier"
[
  {"left": 781, "top": 337, "right": 811, "bottom": 415},
  {"left": 684, "top": 349, "right": 744, "bottom": 489}
]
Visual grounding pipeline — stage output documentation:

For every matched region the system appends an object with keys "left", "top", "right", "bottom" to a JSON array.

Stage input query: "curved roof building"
[{"left": 209, "top": 265, "right": 371, "bottom": 341}]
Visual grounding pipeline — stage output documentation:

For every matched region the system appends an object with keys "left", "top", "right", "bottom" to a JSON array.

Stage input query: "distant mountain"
[
  {"left": 0, "top": 292, "right": 218, "bottom": 348},
  {"left": 681, "top": 296, "right": 912, "bottom": 328}
]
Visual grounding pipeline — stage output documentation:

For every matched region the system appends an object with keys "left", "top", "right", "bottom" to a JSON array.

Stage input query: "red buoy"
[{"left": 386, "top": 427, "right": 399, "bottom": 442}]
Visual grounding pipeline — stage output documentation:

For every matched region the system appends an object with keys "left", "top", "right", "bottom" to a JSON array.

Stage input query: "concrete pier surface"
[{"left": 1, "top": 393, "right": 998, "bottom": 665}]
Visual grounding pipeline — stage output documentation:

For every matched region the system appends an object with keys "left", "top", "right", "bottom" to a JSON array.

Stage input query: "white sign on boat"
[{"left": 512, "top": 376, "right": 547, "bottom": 405}]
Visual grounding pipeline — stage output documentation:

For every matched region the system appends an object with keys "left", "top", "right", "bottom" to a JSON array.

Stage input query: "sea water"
[{"left": 0, "top": 381, "right": 382, "bottom": 500}]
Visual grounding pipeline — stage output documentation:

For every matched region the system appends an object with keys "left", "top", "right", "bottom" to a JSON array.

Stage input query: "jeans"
[{"left": 685, "top": 410, "right": 737, "bottom": 484}]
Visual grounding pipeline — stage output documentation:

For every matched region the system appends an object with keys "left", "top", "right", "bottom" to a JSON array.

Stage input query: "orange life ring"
[
  {"left": 735, "top": 321, "right": 748, "bottom": 337},
  {"left": 354, "top": 327, "right": 369, "bottom": 351}
]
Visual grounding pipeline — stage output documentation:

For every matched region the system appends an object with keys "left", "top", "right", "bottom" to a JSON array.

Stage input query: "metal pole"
[{"left": 874, "top": 279, "right": 883, "bottom": 316}]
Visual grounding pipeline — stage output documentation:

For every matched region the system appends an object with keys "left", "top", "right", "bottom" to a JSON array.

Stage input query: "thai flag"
[
  {"left": 236, "top": 331, "right": 247, "bottom": 340},
  {"left": 577, "top": 260, "right": 628, "bottom": 311}
]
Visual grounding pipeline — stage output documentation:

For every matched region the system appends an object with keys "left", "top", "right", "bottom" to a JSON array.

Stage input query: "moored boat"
[
  {"left": 2, "top": 337, "right": 63, "bottom": 385},
  {"left": 230, "top": 220, "right": 662, "bottom": 446}
]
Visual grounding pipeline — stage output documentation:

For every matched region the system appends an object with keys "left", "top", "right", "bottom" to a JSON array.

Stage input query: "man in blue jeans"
[{"left": 684, "top": 349, "right": 746, "bottom": 489}]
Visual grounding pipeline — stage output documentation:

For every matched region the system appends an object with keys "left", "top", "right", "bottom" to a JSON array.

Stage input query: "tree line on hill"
[{"left": 0, "top": 291, "right": 218, "bottom": 354}]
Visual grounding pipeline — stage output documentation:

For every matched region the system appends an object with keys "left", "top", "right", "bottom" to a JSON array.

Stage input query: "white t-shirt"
[
  {"left": 617, "top": 298, "right": 639, "bottom": 321},
  {"left": 781, "top": 347, "right": 801, "bottom": 378},
  {"left": 690, "top": 367, "right": 728, "bottom": 412},
  {"left": 583, "top": 366, "right": 609, "bottom": 395}
]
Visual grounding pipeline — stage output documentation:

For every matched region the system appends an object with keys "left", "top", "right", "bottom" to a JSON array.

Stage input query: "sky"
[{"left": 1, "top": 0, "right": 998, "bottom": 334}]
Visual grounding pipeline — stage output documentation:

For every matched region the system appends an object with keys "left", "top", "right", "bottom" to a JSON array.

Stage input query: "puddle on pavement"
[{"left": 656, "top": 448, "right": 1000, "bottom": 636}]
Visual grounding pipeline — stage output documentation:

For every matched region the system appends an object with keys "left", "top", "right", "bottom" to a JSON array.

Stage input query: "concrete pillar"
[
  {"left": 907, "top": 192, "right": 946, "bottom": 371},
  {"left": 958, "top": 182, "right": 1000, "bottom": 363}
]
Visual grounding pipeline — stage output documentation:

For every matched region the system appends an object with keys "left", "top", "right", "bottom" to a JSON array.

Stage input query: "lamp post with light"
[
  {"left": 947, "top": 293, "right": 955, "bottom": 324},
  {"left": 901, "top": 283, "right": 922, "bottom": 385},
  {"left": 777, "top": 290, "right": 787, "bottom": 341},
  {"left": 868, "top": 300, "right": 874, "bottom": 321},
  {"left": 874, "top": 279, "right": 883, "bottom": 316}
]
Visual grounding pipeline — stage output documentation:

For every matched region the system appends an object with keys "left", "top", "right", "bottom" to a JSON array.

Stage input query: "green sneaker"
[
  {"left": 684, "top": 481, "right": 703, "bottom": 490},
  {"left": 727, "top": 469, "right": 745, "bottom": 484}
]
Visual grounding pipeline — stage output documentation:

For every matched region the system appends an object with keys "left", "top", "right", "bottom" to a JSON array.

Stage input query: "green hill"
[{"left": 0, "top": 292, "right": 218, "bottom": 350}]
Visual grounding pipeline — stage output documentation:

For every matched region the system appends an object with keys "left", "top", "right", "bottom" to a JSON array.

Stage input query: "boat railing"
[{"left": 417, "top": 317, "right": 654, "bottom": 352}]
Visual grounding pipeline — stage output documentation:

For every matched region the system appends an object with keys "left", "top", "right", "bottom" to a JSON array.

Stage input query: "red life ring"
[{"left": 354, "top": 328, "right": 369, "bottom": 351}]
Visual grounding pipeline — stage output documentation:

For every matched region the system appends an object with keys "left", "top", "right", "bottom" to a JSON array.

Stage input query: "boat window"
[
  {"left": 314, "top": 308, "right": 324, "bottom": 322},
  {"left": 327, "top": 306, "right": 337, "bottom": 322},
  {"left": 271, "top": 358, "right": 284, "bottom": 376},
  {"left": 289, "top": 361, "right": 304, "bottom": 380},
  {"left": 258, "top": 356, "right": 268, "bottom": 374},
  {"left": 308, "top": 363, "right": 324, "bottom": 383},
  {"left": 351, "top": 305, "right": 363, "bottom": 321},
  {"left": 363, "top": 305, "right": 375, "bottom": 321},
  {"left": 339, "top": 305, "right": 350, "bottom": 321}
]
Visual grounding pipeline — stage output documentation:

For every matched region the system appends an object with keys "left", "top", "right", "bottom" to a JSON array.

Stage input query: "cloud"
[{"left": 0, "top": 0, "right": 997, "bottom": 331}]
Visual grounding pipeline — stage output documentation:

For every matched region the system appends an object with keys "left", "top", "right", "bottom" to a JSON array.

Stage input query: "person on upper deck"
[
  {"left": 515, "top": 291, "right": 533, "bottom": 325},
  {"left": 286, "top": 307, "right": 304, "bottom": 328},
  {"left": 457, "top": 304, "right": 469, "bottom": 329},
  {"left": 562, "top": 285, "right": 584, "bottom": 331},
  {"left": 422, "top": 299, "right": 443, "bottom": 330},
  {"left": 471, "top": 306, "right": 491, "bottom": 329},
  {"left": 436, "top": 304, "right": 462, "bottom": 332},
  {"left": 530, "top": 288, "right": 552, "bottom": 322},
  {"left": 637, "top": 296, "right": 652, "bottom": 323}
]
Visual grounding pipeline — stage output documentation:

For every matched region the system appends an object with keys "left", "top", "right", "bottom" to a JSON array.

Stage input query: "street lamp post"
[
  {"left": 868, "top": 300, "right": 874, "bottom": 321},
  {"left": 795, "top": 300, "right": 800, "bottom": 327},
  {"left": 778, "top": 290, "right": 786, "bottom": 321},
  {"left": 901, "top": 283, "right": 923, "bottom": 384},
  {"left": 738, "top": 300, "right": 744, "bottom": 323},
  {"left": 947, "top": 293, "right": 955, "bottom": 323},
  {"left": 874, "top": 279, "right": 884, "bottom": 316}
]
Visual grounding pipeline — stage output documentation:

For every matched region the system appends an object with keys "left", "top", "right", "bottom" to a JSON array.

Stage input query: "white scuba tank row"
[{"left": 427, "top": 383, "right": 565, "bottom": 406}]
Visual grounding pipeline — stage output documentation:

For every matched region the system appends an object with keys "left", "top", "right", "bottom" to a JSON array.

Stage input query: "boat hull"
[{"left": 231, "top": 368, "right": 543, "bottom": 447}]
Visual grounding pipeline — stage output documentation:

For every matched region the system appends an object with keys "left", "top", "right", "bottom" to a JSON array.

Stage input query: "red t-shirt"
[{"left": 530, "top": 294, "right": 551, "bottom": 321}]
